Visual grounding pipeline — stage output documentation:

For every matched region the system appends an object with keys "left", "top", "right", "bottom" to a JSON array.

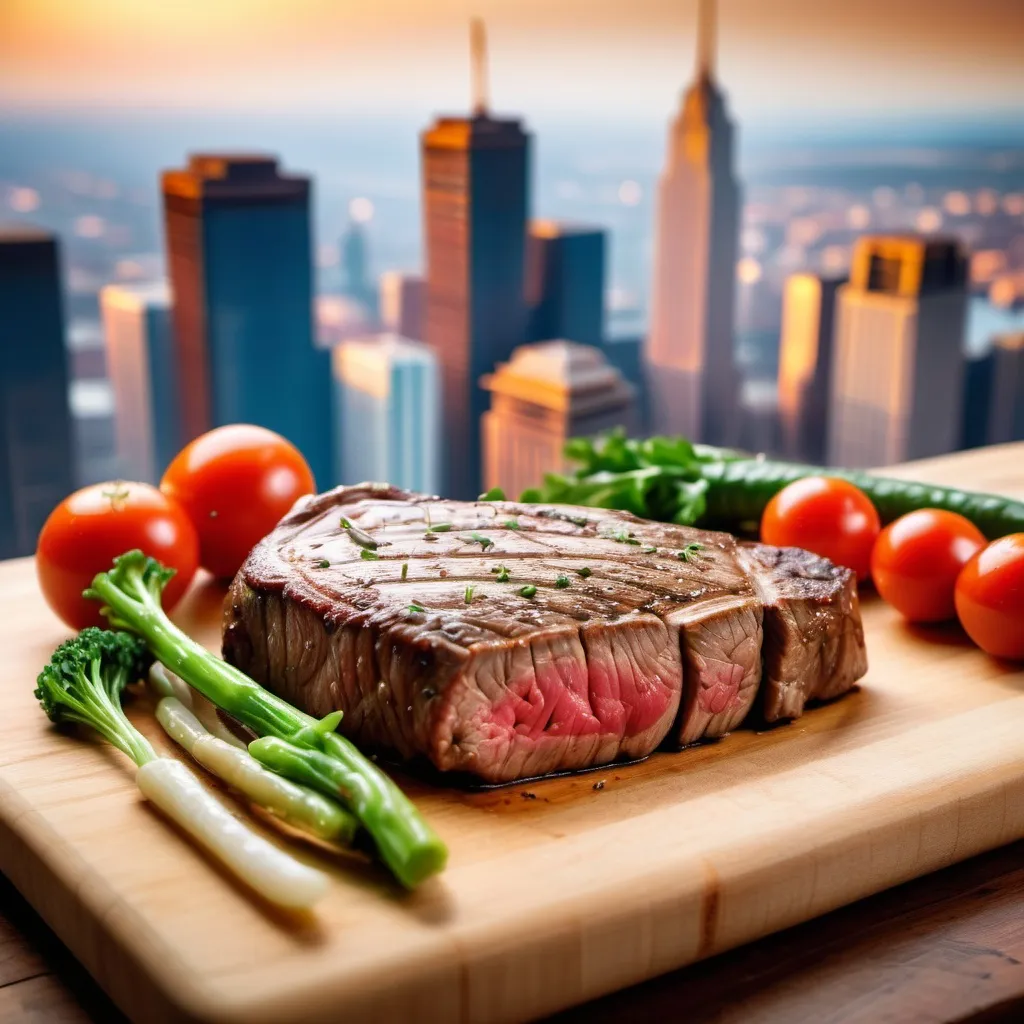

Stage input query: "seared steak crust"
[{"left": 223, "top": 484, "right": 867, "bottom": 782}]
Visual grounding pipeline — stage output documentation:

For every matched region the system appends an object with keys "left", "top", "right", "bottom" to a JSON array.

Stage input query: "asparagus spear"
[
  {"left": 86, "top": 550, "right": 447, "bottom": 889},
  {"left": 35, "top": 628, "right": 329, "bottom": 910}
]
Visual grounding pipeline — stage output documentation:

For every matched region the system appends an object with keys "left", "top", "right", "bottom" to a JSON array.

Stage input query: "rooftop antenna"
[
  {"left": 470, "top": 18, "right": 489, "bottom": 116},
  {"left": 696, "top": 0, "right": 716, "bottom": 81}
]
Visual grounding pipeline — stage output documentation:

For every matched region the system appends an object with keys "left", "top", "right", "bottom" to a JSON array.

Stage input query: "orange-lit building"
[
  {"left": 829, "top": 235, "right": 968, "bottom": 467},
  {"left": 777, "top": 273, "right": 845, "bottom": 462},
  {"left": 646, "top": 0, "right": 740, "bottom": 445},
  {"left": 421, "top": 23, "right": 530, "bottom": 499},
  {"left": 481, "top": 341, "right": 635, "bottom": 498}
]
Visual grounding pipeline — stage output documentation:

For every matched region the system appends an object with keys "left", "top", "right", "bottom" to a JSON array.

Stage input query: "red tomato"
[
  {"left": 36, "top": 481, "right": 199, "bottom": 630},
  {"left": 870, "top": 510, "right": 986, "bottom": 622},
  {"left": 761, "top": 477, "right": 880, "bottom": 581},
  {"left": 160, "top": 424, "right": 316, "bottom": 579},
  {"left": 954, "top": 534, "right": 1024, "bottom": 660}
]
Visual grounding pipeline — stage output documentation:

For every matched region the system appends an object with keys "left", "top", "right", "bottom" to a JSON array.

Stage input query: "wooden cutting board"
[{"left": 1, "top": 443, "right": 1023, "bottom": 1024}]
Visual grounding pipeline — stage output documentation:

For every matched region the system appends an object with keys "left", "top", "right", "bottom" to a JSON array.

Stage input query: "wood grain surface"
[{"left": 0, "top": 442, "right": 1021, "bottom": 1024}]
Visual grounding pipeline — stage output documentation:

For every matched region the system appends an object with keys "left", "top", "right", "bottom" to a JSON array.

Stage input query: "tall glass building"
[
  {"left": 0, "top": 226, "right": 74, "bottom": 558},
  {"left": 331, "top": 335, "right": 440, "bottom": 494},
  {"left": 100, "top": 280, "right": 179, "bottom": 483},
  {"left": 161, "top": 155, "right": 333, "bottom": 486}
]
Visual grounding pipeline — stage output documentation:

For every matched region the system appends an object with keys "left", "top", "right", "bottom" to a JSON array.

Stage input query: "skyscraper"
[
  {"left": 332, "top": 334, "right": 440, "bottom": 494},
  {"left": 481, "top": 341, "right": 636, "bottom": 499},
  {"left": 0, "top": 226, "right": 74, "bottom": 558},
  {"left": 161, "top": 154, "right": 332, "bottom": 485},
  {"left": 988, "top": 332, "right": 1024, "bottom": 444},
  {"left": 829, "top": 235, "right": 968, "bottom": 468},
  {"left": 777, "top": 273, "right": 845, "bottom": 462},
  {"left": 100, "top": 280, "right": 179, "bottom": 483},
  {"left": 526, "top": 221, "right": 606, "bottom": 347},
  {"left": 646, "top": 0, "right": 740, "bottom": 444},
  {"left": 379, "top": 271, "right": 426, "bottom": 342},
  {"left": 422, "top": 20, "right": 530, "bottom": 498}
]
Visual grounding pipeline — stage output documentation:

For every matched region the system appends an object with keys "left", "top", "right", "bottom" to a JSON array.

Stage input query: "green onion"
[
  {"left": 426, "top": 523, "right": 452, "bottom": 533},
  {"left": 401, "top": 562, "right": 409, "bottom": 581},
  {"left": 464, "top": 585, "right": 475, "bottom": 604}
]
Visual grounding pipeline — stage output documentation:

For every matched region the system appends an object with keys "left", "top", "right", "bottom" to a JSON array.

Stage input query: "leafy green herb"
[
  {"left": 519, "top": 585, "right": 537, "bottom": 598},
  {"left": 360, "top": 549, "right": 379, "bottom": 561},
  {"left": 504, "top": 519, "right": 521, "bottom": 530},
  {"left": 554, "top": 575, "right": 570, "bottom": 589},
  {"left": 678, "top": 542, "right": 705, "bottom": 563},
  {"left": 468, "top": 532, "right": 494, "bottom": 550},
  {"left": 491, "top": 565, "right": 511, "bottom": 583},
  {"left": 316, "top": 559, "right": 330, "bottom": 568},
  {"left": 401, "top": 562, "right": 408, "bottom": 581},
  {"left": 576, "top": 567, "right": 593, "bottom": 579},
  {"left": 407, "top": 603, "right": 425, "bottom": 614},
  {"left": 340, "top": 516, "right": 378, "bottom": 550},
  {"left": 426, "top": 523, "right": 452, "bottom": 533},
  {"left": 464, "top": 586, "right": 475, "bottom": 604},
  {"left": 480, "top": 487, "right": 506, "bottom": 501},
  {"left": 610, "top": 529, "right": 641, "bottom": 546},
  {"left": 641, "top": 546, "right": 657, "bottom": 554}
]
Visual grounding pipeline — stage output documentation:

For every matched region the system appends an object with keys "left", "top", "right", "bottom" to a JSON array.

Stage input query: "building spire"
[
  {"left": 696, "top": 0, "right": 716, "bottom": 81},
  {"left": 470, "top": 18, "right": 489, "bottom": 116}
]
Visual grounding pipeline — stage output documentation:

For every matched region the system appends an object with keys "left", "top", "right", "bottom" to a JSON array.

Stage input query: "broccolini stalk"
[
  {"left": 35, "top": 628, "right": 328, "bottom": 910},
  {"left": 86, "top": 551, "right": 447, "bottom": 888}
]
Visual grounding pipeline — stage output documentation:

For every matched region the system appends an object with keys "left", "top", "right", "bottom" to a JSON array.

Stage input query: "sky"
[{"left": 2, "top": 0, "right": 1023, "bottom": 127}]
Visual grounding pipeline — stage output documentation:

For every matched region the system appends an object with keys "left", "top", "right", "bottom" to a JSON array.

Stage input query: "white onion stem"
[
  {"left": 135, "top": 758, "right": 329, "bottom": 910},
  {"left": 156, "top": 698, "right": 357, "bottom": 843}
]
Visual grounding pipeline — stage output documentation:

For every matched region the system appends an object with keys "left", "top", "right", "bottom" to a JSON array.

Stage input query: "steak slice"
[
  {"left": 222, "top": 484, "right": 865, "bottom": 782},
  {"left": 736, "top": 543, "right": 868, "bottom": 722}
]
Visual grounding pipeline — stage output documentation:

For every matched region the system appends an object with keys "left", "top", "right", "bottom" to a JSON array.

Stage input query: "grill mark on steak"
[{"left": 223, "top": 484, "right": 867, "bottom": 783}]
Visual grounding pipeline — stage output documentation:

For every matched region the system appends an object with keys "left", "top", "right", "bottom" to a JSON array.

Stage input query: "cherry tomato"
[
  {"left": 161, "top": 424, "right": 316, "bottom": 579},
  {"left": 954, "top": 533, "right": 1024, "bottom": 660},
  {"left": 761, "top": 476, "right": 880, "bottom": 581},
  {"left": 36, "top": 481, "right": 199, "bottom": 630},
  {"left": 870, "top": 510, "right": 986, "bottom": 622}
]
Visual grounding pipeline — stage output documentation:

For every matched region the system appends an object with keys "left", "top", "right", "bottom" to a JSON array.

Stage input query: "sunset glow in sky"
[{"left": 2, "top": 0, "right": 1023, "bottom": 123}]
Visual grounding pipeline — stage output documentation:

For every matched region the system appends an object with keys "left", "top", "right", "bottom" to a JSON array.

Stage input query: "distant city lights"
[
  {"left": 349, "top": 197, "right": 374, "bottom": 223},
  {"left": 846, "top": 205, "right": 871, "bottom": 230},
  {"left": 617, "top": 180, "right": 642, "bottom": 206},
  {"left": 736, "top": 257, "right": 763, "bottom": 286},
  {"left": 943, "top": 191, "right": 971, "bottom": 216},
  {"left": 915, "top": 207, "right": 943, "bottom": 233},
  {"left": 975, "top": 189, "right": 999, "bottom": 216},
  {"left": 7, "top": 187, "right": 40, "bottom": 213},
  {"left": 74, "top": 215, "right": 106, "bottom": 239}
]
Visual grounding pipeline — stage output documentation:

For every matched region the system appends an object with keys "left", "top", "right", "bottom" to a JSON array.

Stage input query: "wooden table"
[{"left": 2, "top": 442, "right": 1023, "bottom": 1024}]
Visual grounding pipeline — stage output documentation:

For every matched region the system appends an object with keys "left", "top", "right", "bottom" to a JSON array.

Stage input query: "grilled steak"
[
  {"left": 737, "top": 543, "right": 868, "bottom": 721},
  {"left": 222, "top": 484, "right": 868, "bottom": 783}
]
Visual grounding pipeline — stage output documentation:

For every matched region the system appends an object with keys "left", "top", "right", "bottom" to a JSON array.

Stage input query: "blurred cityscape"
[{"left": 2, "top": 2, "right": 1023, "bottom": 555}]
